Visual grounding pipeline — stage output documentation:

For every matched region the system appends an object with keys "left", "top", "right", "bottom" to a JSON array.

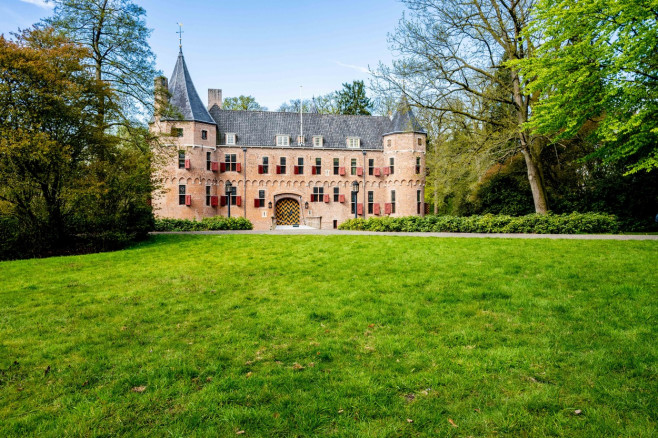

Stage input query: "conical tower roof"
[
  {"left": 388, "top": 96, "right": 425, "bottom": 134},
  {"left": 164, "top": 50, "right": 215, "bottom": 124}
]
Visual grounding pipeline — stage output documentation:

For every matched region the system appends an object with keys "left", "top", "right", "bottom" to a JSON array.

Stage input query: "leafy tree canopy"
[
  {"left": 514, "top": 0, "right": 658, "bottom": 174},
  {"left": 336, "top": 80, "right": 372, "bottom": 115},
  {"left": 223, "top": 95, "right": 266, "bottom": 111}
]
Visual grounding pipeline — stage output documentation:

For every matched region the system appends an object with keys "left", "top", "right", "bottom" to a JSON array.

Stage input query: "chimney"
[
  {"left": 153, "top": 76, "right": 168, "bottom": 122},
  {"left": 208, "top": 89, "right": 222, "bottom": 110}
]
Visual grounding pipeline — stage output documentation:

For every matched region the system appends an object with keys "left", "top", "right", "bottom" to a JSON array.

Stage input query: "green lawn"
[{"left": 1, "top": 235, "right": 656, "bottom": 437}]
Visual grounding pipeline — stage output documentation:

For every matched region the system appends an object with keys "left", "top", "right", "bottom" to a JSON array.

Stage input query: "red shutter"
[
  {"left": 339, "top": 167, "right": 346, "bottom": 175},
  {"left": 220, "top": 162, "right": 226, "bottom": 172},
  {"left": 357, "top": 203, "right": 363, "bottom": 215},
  {"left": 185, "top": 195, "right": 192, "bottom": 206},
  {"left": 184, "top": 159, "right": 190, "bottom": 170},
  {"left": 211, "top": 196, "right": 219, "bottom": 206},
  {"left": 294, "top": 166, "right": 299, "bottom": 175},
  {"left": 374, "top": 203, "right": 381, "bottom": 215},
  {"left": 211, "top": 161, "right": 219, "bottom": 172},
  {"left": 311, "top": 166, "right": 317, "bottom": 175},
  {"left": 236, "top": 163, "right": 242, "bottom": 172},
  {"left": 276, "top": 165, "right": 281, "bottom": 174},
  {"left": 236, "top": 196, "right": 242, "bottom": 206},
  {"left": 383, "top": 167, "right": 390, "bottom": 176},
  {"left": 220, "top": 196, "right": 227, "bottom": 206},
  {"left": 356, "top": 167, "right": 363, "bottom": 176},
  {"left": 384, "top": 203, "right": 392, "bottom": 214},
  {"left": 374, "top": 168, "right": 381, "bottom": 177},
  {"left": 258, "top": 164, "right": 263, "bottom": 174},
  {"left": 339, "top": 194, "right": 345, "bottom": 203},
  {"left": 324, "top": 194, "right": 330, "bottom": 203}
]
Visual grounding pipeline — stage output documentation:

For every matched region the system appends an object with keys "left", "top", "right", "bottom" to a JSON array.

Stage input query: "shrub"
[
  {"left": 154, "top": 216, "right": 253, "bottom": 232},
  {"left": 338, "top": 213, "right": 620, "bottom": 234}
]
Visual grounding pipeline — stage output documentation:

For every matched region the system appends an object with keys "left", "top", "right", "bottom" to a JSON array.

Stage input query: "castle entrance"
[{"left": 275, "top": 198, "right": 300, "bottom": 225}]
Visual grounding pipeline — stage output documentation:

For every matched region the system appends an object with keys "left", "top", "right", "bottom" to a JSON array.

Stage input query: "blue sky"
[{"left": 1, "top": 0, "right": 407, "bottom": 110}]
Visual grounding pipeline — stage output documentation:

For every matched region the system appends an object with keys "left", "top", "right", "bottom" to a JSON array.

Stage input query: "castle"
[{"left": 150, "top": 50, "right": 426, "bottom": 230}]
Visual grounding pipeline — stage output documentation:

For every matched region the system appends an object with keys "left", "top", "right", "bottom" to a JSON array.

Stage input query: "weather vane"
[{"left": 177, "top": 23, "right": 183, "bottom": 52}]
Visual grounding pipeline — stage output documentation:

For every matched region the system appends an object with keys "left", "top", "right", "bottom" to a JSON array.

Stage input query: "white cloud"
[
  {"left": 20, "top": 0, "right": 54, "bottom": 10},
  {"left": 335, "top": 61, "right": 370, "bottom": 74}
]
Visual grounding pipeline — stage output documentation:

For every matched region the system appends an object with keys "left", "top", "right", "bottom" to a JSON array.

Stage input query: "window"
[
  {"left": 391, "top": 190, "right": 396, "bottom": 214},
  {"left": 297, "top": 157, "right": 304, "bottom": 174},
  {"left": 172, "top": 128, "right": 183, "bottom": 137},
  {"left": 368, "top": 159, "right": 375, "bottom": 175},
  {"left": 201, "top": 130, "right": 208, "bottom": 140},
  {"left": 333, "top": 187, "right": 340, "bottom": 202},
  {"left": 276, "top": 135, "right": 290, "bottom": 146},
  {"left": 262, "top": 156, "right": 269, "bottom": 174},
  {"left": 226, "top": 133, "right": 236, "bottom": 145},
  {"left": 256, "top": 190, "right": 265, "bottom": 208},
  {"left": 178, "top": 185, "right": 186, "bottom": 205},
  {"left": 387, "top": 139, "right": 391, "bottom": 147},
  {"left": 417, "top": 189, "right": 422, "bottom": 214},
  {"left": 225, "top": 154, "right": 237, "bottom": 171},
  {"left": 350, "top": 158, "right": 357, "bottom": 175},
  {"left": 313, "top": 136, "right": 323, "bottom": 147},
  {"left": 351, "top": 189, "right": 358, "bottom": 214},
  {"left": 389, "top": 157, "right": 395, "bottom": 175},
  {"left": 368, "top": 191, "right": 374, "bottom": 214},
  {"left": 312, "top": 187, "right": 324, "bottom": 202},
  {"left": 206, "top": 152, "right": 212, "bottom": 170},
  {"left": 279, "top": 157, "right": 286, "bottom": 174},
  {"left": 205, "top": 185, "right": 211, "bottom": 206},
  {"left": 333, "top": 158, "right": 340, "bottom": 175},
  {"left": 314, "top": 158, "right": 321, "bottom": 175},
  {"left": 415, "top": 156, "right": 421, "bottom": 174},
  {"left": 347, "top": 137, "right": 360, "bottom": 148},
  {"left": 418, "top": 137, "right": 422, "bottom": 146},
  {"left": 178, "top": 150, "right": 186, "bottom": 169},
  {"left": 297, "top": 135, "right": 305, "bottom": 146}
]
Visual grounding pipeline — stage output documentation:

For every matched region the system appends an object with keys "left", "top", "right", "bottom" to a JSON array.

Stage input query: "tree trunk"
[{"left": 520, "top": 143, "right": 549, "bottom": 214}]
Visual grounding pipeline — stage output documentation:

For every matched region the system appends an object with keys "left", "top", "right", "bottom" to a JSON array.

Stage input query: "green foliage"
[
  {"left": 339, "top": 213, "right": 621, "bottom": 234},
  {"left": 514, "top": 0, "right": 658, "bottom": 174},
  {"left": 222, "top": 95, "right": 265, "bottom": 111},
  {"left": 44, "top": 0, "right": 158, "bottom": 121},
  {"left": 154, "top": 216, "right": 253, "bottom": 232},
  {"left": 336, "top": 80, "right": 372, "bottom": 115},
  {"left": 0, "top": 234, "right": 656, "bottom": 436},
  {"left": 0, "top": 28, "right": 154, "bottom": 260}
]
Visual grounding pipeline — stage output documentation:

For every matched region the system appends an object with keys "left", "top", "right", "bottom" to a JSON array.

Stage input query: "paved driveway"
[{"left": 153, "top": 230, "right": 658, "bottom": 240}]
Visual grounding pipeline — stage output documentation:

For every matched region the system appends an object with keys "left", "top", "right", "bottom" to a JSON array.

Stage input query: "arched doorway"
[{"left": 275, "top": 198, "right": 300, "bottom": 225}]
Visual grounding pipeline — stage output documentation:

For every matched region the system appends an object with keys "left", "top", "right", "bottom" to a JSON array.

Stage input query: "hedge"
[
  {"left": 338, "top": 213, "right": 620, "bottom": 234},
  {"left": 154, "top": 216, "right": 253, "bottom": 232}
]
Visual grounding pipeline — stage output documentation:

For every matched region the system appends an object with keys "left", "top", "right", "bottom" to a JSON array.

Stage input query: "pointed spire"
[
  {"left": 389, "top": 95, "right": 425, "bottom": 134},
  {"left": 164, "top": 51, "right": 215, "bottom": 124}
]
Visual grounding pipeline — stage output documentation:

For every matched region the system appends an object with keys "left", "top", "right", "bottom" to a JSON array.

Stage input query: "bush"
[
  {"left": 154, "top": 216, "right": 253, "bottom": 232},
  {"left": 338, "top": 213, "right": 621, "bottom": 234}
]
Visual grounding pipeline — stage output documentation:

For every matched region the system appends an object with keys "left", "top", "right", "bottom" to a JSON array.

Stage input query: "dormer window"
[
  {"left": 276, "top": 135, "right": 290, "bottom": 146},
  {"left": 297, "top": 135, "right": 305, "bottom": 146},
  {"left": 225, "top": 133, "right": 236, "bottom": 145},
  {"left": 347, "top": 137, "right": 360, "bottom": 148},
  {"left": 313, "top": 136, "right": 323, "bottom": 147}
]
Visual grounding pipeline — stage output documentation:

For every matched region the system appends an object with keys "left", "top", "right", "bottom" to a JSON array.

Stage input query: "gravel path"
[{"left": 153, "top": 230, "right": 658, "bottom": 240}]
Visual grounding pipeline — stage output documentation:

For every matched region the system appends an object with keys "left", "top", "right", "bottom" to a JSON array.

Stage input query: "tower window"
[
  {"left": 201, "top": 130, "right": 208, "bottom": 140},
  {"left": 178, "top": 150, "right": 186, "bottom": 169}
]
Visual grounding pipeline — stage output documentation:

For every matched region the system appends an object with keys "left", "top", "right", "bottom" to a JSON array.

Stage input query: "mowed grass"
[{"left": 0, "top": 235, "right": 656, "bottom": 437}]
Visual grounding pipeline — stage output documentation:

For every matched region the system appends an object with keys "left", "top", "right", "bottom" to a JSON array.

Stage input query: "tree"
[
  {"left": 336, "top": 80, "right": 372, "bottom": 115},
  {"left": 0, "top": 28, "right": 153, "bottom": 258},
  {"left": 43, "top": 0, "right": 158, "bottom": 124},
  {"left": 222, "top": 95, "right": 266, "bottom": 111},
  {"left": 277, "top": 98, "right": 313, "bottom": 113},
  {"left": 515, "top": 0, "right": 658, "bottom": 174},
  {"left": 373, "top": 0, "right": 550, "bottom": 214}
]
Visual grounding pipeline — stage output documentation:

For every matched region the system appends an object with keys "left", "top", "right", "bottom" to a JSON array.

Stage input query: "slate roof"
[
  {"left": 209, "top": 108, "right": 399, "bottom": 149},
  {"left": 388, "top": 96, "right": 425, "bottom": 134},
  {"left": 163, "top": 50, "right": 215, "bottom": 125}
]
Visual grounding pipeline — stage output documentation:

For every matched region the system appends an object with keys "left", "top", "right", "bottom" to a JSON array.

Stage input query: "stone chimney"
[
  {"left": 153, "top": 76, "right": 168, "bottom": 121},
  {"left": 208, "top": 89, "right": 222, "bottom": 110}
]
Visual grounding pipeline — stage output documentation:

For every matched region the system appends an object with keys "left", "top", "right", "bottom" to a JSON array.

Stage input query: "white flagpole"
[{"left": 299, "top": 85, "right": 303, "bottom": 145}]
